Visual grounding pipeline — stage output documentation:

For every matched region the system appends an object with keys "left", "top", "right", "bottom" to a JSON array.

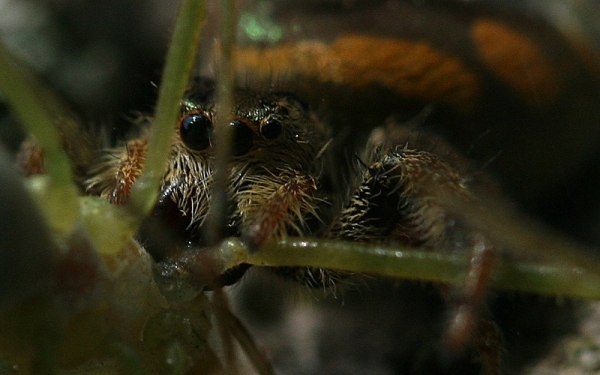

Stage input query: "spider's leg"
[
  {"left": 327, "top": 127, "right": 503, "bottom": 372},
  {"left": 473, "top": 310, "right": 503, "bottom": 375},
  {"left": 441, "top": 234, "right": 502, "bottom": 373},
  {"left": 240, "top": 173, "right": 318, "bottom": 249},
  {"left": 235, "top": 171, "right": 330, "bottom": 288},
  {"left": 85, "top": 137, "right": 148, "bottom": 205},
  {"left": 17, "top": 138, "right": 46, "bottom": 176}
]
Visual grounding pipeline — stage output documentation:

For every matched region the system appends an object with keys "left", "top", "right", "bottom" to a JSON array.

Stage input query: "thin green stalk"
[
  {"left": 204, "top": 0, "right": 237, "bottom": 245},
  {"left": 128, "top": 0, "right": 207, "bottom": 219},
  {"left": 227, "top": 308, "right": 275, "bottom": 375},
  {"left": 0, "top": 42, "right": 79, "bottom": 234},
  {"left": 217, "top": 238, "right": 600, "bottom": 300}
]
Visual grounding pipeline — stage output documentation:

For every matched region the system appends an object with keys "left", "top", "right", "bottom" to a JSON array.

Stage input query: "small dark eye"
[
  {"left": 180, "top": 113, "right": 212, "bottom": 151},
  {"left": 260, "top": 118, "right": 282, "bottom": 139},
  {"left": 230, "top": 120, "right": 255, "bottom": 156}
]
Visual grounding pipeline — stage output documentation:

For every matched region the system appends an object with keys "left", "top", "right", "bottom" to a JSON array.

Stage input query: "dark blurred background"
[{"left": 2, "top": 0, "right": 600, "bottom": 373}]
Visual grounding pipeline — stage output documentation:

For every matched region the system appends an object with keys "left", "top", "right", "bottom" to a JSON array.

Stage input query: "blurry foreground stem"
[{"left": 128, "top": 0, "right": 206, "bottom": 220}]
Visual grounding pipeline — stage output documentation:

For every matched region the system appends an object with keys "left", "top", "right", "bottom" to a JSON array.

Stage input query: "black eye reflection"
[
  {"left": 260, "top": 118, "right": 283, "bottom": 139},
  {"left": 179, "top": 112, "right": 212, "bottom": 151},
  {"left": 230, "top": 120, "right": 254, "bottom": 156}
]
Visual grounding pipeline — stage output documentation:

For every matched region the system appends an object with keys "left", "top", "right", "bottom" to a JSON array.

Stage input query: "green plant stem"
[
  {"left": 217, "top": 238, "right": 600, "bottom": 300},
  {"left": 128, "top": 0, "right": 207, "bottom": 220},
  {"left": 0, "top": 42, "right": 79, "bottom": 234},
  {"left": 204, "top": 0, "right": 237, "bottom": 246}
]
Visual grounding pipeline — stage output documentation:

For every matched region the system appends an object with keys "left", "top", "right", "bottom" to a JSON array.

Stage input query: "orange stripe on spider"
[
  {"left": 236, "top": 35, "right": 480, "bottom": 112},
  {"left": 471, "top": 19, "right": 561, "bottom": 107}
]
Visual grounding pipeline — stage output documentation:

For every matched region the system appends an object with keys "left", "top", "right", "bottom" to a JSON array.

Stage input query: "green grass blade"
[
  {"left": 217, "top": 238, "right": 600, "bottom": 300},
  {"left": 0, "top": 42, "right": 79, "bottom": 234},
  {"left": 127, "top": 0, "right": 207, "bottom": 219},
  {"left": 204, "top": 0, "right": 237, "bottom": 245}
]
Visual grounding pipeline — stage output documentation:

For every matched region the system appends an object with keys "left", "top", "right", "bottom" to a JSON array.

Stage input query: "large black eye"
[
  {"left": 260, "top": 118, "right": 282, "bottom": 139},
  {"left": 180, "top": 113, "right": 212, "bottom": 151},
  {"left": 230, "top": 120, "right": 254, "bottom": 156}
]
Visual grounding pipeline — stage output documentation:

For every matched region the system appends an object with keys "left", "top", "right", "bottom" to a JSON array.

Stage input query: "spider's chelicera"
[{"left": 84, "top": 77, "right": 503, "bottom": 373}]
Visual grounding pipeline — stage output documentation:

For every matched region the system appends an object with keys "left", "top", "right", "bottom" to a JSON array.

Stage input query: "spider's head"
[
  {"left": 175, "top": 78, "right": 327, "bottom": 172},
  {"left": 147, "top": 79, "right": 330, "bottom": 270}
]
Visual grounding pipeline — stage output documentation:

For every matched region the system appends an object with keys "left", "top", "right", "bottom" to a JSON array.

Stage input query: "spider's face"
[
  {"left": 152, "top": 79, "right": 330, "bottom": 255},
  {"left": 176, "top": 79, "right": 327, "bottom": 169}
]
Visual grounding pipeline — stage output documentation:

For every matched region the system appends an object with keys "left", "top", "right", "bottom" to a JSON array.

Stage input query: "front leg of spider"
[{"left": 328, "top": 130, "right": 502, "bottom": 374}]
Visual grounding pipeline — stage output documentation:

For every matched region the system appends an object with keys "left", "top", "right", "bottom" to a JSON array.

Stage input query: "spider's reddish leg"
[
  {"left": 443, "top": 234, "right": 502, "bottom": 373},
  {"left": 241, "top": 173, "right": 318, "bottom": 249},
  {"left": 86, "top": 137, "right": 148, "bottom": 206},
  {"left": 18, "top": 139, "right": 46, "bottom": 176}
]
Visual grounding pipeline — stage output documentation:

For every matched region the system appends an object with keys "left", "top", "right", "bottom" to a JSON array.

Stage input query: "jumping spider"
[{"left": 83, "top": 77, "right": 503, "bottom": 373}]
